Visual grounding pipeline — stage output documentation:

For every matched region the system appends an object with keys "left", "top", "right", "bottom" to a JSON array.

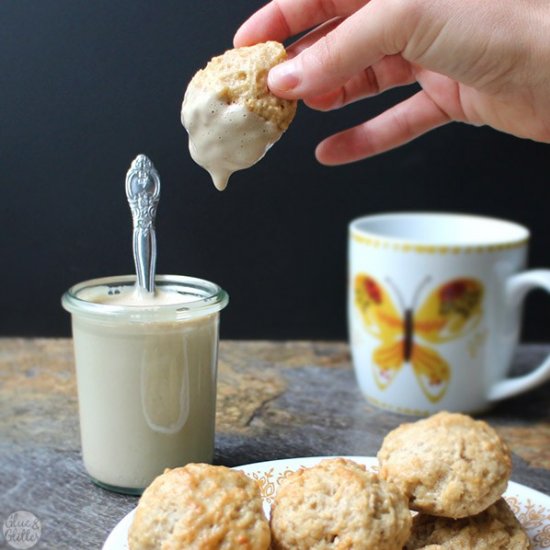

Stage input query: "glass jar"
[{"left": 62, "top": 275, "right": 229, "bottom": 494}]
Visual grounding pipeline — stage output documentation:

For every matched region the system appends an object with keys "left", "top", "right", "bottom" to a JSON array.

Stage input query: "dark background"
[{"left": 1, "top": 0, "right": 549, "bottom": 340}]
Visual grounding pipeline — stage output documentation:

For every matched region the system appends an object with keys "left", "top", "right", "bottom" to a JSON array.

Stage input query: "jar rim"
[{"left": 61, "top": 274, "right": 229, "bottom": 321}]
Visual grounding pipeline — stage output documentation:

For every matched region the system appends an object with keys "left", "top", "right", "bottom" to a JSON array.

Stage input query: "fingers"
[
  {"left": 315, "top": 90, "right": 451, "bottom": 164},
  {"left": 286, "top": 20, "right": 415, "bottom": 110},
  {"left": 234, "top": 0, "right": 368, "bottom": 47},
  {"left": 304, "top": 55, "right": 415, "bottom": 111},
  {"left": 285, "top": 17, "right": 344, "bottom": 57},
  {"left": 267, "top": 0, "right": 411, "bottom": 99}
]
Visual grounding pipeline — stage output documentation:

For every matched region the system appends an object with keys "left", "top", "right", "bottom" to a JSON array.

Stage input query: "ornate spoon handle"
[{"left": 125, "top": 154, "right": 160, "bottom": 294}]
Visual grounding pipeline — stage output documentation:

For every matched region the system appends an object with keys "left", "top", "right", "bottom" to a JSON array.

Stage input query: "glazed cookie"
[
  {"left": 378, "top": 412, "right": 512, "bottom": 518},
  {"left": 181, "top": 41, "right": 297, "bottom": 190},
  {"left": 404, "top": 498, "right": 532, "bottom": 549},
  {"left": 128, "top": 463, "right": 270, "bottom": 550},
  {"left": 270, "top": 458, "right": 411, "bottom": 550}
]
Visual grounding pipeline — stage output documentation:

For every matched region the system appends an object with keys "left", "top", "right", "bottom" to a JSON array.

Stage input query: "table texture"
[{"left": 1, "top": 338, "right": 549, "bottom": 549}]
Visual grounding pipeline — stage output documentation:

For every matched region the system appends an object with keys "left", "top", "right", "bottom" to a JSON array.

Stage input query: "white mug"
[{"left": 348, "top": 212, "right": 550, "bottom": 415}]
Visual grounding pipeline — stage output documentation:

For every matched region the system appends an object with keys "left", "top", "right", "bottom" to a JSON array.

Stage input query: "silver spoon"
[{"left": 125, "top": 154, "right": 160, "bottom": 295}]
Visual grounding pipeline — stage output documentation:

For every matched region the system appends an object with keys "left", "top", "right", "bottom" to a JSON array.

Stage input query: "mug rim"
[{"left": 349, "top": 212, "right": 529, "bottom": 250}]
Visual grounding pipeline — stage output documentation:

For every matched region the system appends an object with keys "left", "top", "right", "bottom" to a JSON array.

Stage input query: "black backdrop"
[{"left": 1, "top": 0, "right": 549, "bottom": 340}]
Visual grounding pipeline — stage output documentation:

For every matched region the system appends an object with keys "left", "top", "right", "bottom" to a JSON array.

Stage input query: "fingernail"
[{"left": 269, "top": 61, "right": 300, "bottom": 92}]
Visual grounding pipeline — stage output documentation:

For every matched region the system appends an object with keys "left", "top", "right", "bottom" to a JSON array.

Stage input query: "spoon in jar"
[{"left": 125, "top": 154, "right": 160, "bottom": 296}]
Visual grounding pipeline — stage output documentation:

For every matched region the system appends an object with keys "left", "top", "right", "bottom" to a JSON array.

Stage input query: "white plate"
[{"left": 103, "top": 456, "right": 550, "bottom": 550}]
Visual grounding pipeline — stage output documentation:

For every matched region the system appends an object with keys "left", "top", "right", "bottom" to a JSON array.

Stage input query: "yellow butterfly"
[{"left": 354, "top": 275, "right": 484, "bottom": 403}]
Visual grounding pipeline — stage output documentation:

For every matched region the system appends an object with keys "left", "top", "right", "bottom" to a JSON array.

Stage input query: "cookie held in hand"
[{"left": 181, "top": 41, "right": 297, "bottom": 190}]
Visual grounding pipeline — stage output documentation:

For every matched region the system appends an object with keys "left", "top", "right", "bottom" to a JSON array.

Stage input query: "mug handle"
[{"left": 488, "top": 269, "right": 550, "bottom": 401}]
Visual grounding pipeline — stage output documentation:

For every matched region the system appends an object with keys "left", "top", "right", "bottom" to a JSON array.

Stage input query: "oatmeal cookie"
[
  {"left": 378, "top": 412, "right": 512, "bottom": 518},
  {"left": 128, "top": 463, "right": 270, "bottom": 550},
  {"left": 270, "top": 458, "right": 411, "bottom": 550},
  {"left": 181, "top": 41, "right": 297, "bottom": 190},
  {"left": 404, "top": 498, "right": 531, "bottom": 549},
  {"left": 185, "top": 41, "right": 296, "bottom": 131}
]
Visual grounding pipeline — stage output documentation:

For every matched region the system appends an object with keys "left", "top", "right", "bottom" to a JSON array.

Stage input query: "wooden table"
[{"left": 1, "top": 338, "right": 549, "bottom": 549}]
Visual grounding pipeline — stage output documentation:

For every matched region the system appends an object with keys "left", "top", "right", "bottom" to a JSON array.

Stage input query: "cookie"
[
  {"left": 181, "top": 42, "right": 297, "bottom": 190},
  {"left": 378, "top": 412, "right": 512, "bottom": 518},
  {"left": 128, "top": 463, "right": 270, "bottom": 550},
  {"left": 404, "top": 498, "right": 532, "bottom": 549},
  {"left": 270, "top": 458, "right": 411, "bottom": 550},
  {"left": 186, "top": 41, "right": 297, "bottom": 131}
]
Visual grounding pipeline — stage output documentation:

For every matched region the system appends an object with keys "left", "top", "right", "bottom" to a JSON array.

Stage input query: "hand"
[{"left": 234, "top": 0, "right": 550, "bottom": 164}]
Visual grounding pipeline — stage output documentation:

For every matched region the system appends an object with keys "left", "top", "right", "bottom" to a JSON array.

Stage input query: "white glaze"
[
  {"left": 181, "top": 87, "right": 282, "bottom": 190},
  {"left": 80, "top": 286, "right": 196, "bottom": 306}
]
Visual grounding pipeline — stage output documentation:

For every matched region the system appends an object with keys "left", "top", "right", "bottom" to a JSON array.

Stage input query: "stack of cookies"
[
  {"left": 127, "top": 412, "right": 532, "bottom": 549},
  {"left": 269, "top": 413, "right": 529, "bottom": 549},
  {"left": 378, "top": 412, "right": 531, "bottom": 549}
]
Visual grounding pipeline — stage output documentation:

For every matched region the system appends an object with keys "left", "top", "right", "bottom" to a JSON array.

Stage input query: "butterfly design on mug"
[{"left": 354, "top": 275, "right": 484, "bottom": 403}]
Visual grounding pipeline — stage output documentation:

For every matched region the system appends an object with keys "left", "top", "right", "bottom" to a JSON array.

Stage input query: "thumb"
[{"left": 268, "top": 0, "right": 413, "bottom": 99}]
